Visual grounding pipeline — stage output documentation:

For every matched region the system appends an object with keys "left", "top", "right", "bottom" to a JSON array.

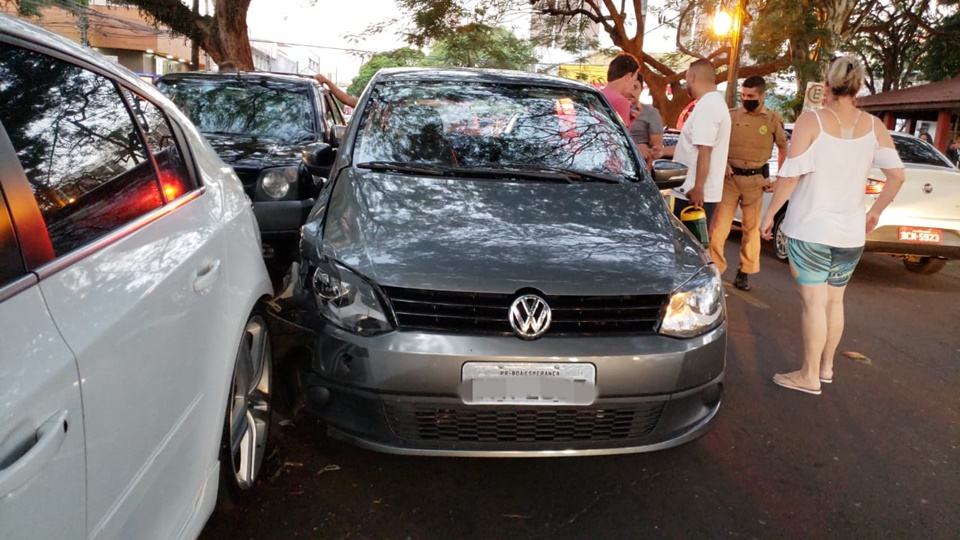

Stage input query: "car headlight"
[
  {"left": 310, "top": 258, "right": 392, "bottom": 335},
  {"left": 660, "top": 266, "right": 725, "bottom": 338},
  {"left": 258, "top": 166, "right": 299, "bottom": 199}
]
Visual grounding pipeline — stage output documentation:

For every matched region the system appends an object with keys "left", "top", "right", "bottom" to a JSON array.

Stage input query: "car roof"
[
  {"left": 157, "top": 70, "right": 318, "bottom": 86},
  {"left": 373, "top": 67, "right": 600, "bottom": 92}
]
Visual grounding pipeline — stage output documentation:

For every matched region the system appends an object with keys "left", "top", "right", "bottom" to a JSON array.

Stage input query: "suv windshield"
[
  {"left": 157, "top": 77, "right": 317, "bottom": 143},
  {"left": 893, "top": 135, "right": 955, "bottom": 168},
  {"left": 354, "top": 82, "right": 638, "bottom": 179}
]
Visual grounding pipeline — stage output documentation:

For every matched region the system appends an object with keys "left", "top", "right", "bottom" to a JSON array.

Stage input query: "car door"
[
  {"left": 0, "top": 123, "right": 86, "bottom": 540},
  {"left": 0, "top": 42, "right": 232, "bottom": 539}
]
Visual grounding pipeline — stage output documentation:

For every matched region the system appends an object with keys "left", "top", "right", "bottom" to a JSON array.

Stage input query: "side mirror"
[
  {"left": 302, "top": 142, "right": 336, "bottom": 168},
  {"left": 652, "top": 159, "right": 687, "bottom": 190}
]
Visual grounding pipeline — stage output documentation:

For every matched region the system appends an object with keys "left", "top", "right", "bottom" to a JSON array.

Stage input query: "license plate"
[
  {"left": 460, "top": 362, "right": 597, "bottom": 406},
  {"left": 898, "top": 227, "right": 942, "bottom": 244}
]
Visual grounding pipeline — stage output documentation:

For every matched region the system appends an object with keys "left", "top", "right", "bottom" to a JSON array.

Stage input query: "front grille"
[
  {"left": 381, "top": 287, "right": 667, "bottom": 336},
  {"left": 232, "top": 166, "right": 260, "bottom": 192},
  {"left": 383, "top": 402, "right": 665, "bottom": 444}
]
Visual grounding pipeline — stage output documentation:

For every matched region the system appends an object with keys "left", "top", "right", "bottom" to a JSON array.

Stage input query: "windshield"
[
  {"left": 354, "top": 82, "right": 639, "bottom": 179},
  {"left": 893, "top": 135, "right": 955, "bottom": 168},
  {"left": 156, "top": 78, "right": 317, "bottom": 143}
]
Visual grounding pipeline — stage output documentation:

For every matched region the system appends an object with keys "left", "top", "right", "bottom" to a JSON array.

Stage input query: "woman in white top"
[{"left": 759, "top": 56, "right": 906, "bottom": 395}]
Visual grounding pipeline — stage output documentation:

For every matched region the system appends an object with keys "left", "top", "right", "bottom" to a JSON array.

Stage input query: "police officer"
[{"left": 709, "top": 76, "right": 788, "bottom": 291}]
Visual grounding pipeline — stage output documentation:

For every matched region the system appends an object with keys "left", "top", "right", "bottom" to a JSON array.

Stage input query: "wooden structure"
[{"left": 858, "top": 76, "right": 960, "bottom": 153}]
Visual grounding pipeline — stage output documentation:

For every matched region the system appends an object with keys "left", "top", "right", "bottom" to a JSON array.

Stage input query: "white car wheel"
[
  {"left": 774, "top": 214, "right": 789, "bottom": 262},
  {"left": 223, "top": 311, "right": 273, "bottom": 495}
]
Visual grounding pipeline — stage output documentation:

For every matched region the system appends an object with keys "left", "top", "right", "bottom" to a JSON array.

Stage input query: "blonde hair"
[{"left": 825, "top": 55, "right": 865, "bottom": 98}]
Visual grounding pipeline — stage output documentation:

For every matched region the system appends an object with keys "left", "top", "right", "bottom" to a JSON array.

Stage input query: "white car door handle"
[
  {"left": 193, "top": 259, "right": 221, "bottom": 293},
  {"left": 0, "top": 410, "right": 69, "bottom": 498}
]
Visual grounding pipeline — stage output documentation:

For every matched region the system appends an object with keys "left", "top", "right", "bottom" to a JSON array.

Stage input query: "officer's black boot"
[{"left": 735, "top": 270, "right": 751, "bottom": 291}]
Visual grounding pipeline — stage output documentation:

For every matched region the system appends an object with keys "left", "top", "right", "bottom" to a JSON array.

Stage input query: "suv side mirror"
[
  {"left": 652, "top": 159, "right": 687, "bottom": 190},
  {"left": 303, "top": 142, "right": 336, "bottom": 168}
]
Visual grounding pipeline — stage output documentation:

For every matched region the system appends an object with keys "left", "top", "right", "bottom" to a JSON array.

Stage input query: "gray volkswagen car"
[{"left": 289, "top": 68, "right": 725, "bottom": 456}]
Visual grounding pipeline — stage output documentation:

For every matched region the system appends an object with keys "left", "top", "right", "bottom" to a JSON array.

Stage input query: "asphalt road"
[{"left": 201, "top": 242, "right": 960, "bottom": 540}]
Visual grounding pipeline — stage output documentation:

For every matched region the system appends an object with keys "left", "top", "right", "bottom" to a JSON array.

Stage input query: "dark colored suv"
[{"left": 156, "top": 71, "right": 347, "bottom": 270}]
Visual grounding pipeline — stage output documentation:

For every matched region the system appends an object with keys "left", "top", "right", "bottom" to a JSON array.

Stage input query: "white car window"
[
  {"left": 124, "top": 90, "right": 196, "bottom": 201},
  {"left": 0, "top": 42, "right": 163, "bottom": 257}
]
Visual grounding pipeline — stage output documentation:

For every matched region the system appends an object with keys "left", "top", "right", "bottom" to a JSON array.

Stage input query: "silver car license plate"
[{"left": 460, "top": 362, "right": 597, "bottom": 406}]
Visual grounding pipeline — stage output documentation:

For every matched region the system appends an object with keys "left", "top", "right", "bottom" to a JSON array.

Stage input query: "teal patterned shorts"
[{"left": 786, "top": 238, "right": 864, "bottom": 287}]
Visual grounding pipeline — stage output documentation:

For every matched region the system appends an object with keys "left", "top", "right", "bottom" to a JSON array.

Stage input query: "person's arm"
[
  {"left": 774, "top": 115, "right": 789, "bottom": 169},
  {"left": 314, "top": 74, "right": 358, "bottom": 108},
  {"left": 866, "top": 118, "right": 906, "bottom": 233},
  {"left": 649, "top": 133, "right": 664, "bottom": 161},
  {"left": 688, "top": 144, "right": 712, "bottom": 207},
  {"left": 760, "top": 112, "right": 818, "bottom": 239}
]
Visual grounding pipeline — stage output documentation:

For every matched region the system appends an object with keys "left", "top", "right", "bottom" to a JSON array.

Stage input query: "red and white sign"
[
  {"left": 803, "top": 82, "right": 825, "bottom": 110},
  {"left": 898, "top": 227, "right": 942, "bottom": 244}
]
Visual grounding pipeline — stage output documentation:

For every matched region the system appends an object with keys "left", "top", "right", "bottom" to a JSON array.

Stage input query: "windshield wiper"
[
  {"left": 357, "top": 161, "right": 455, "bottom": 176},
  {"left": 356, "top": 162, "right": 624, "bottom": 184},
  {"left": 455, "top": 165, "right": 623, "bottom": 184}
]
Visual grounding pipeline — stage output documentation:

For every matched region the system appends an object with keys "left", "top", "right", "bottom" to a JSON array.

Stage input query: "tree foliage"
[
  {"left": 347, "top": 48, "right": 425, "bottom": 96},
  {"left": 423, "top": 24, "right": 537, "bottom": 69},
  {"left": 348, "top": 27, "right": 536, "bottom": 96},
  {"left": 919, "top": 10, "right": 960, "bottom": 81}
]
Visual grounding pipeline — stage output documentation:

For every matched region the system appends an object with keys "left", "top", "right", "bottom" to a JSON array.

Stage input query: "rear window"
[
  {"left": 892, "top": 136, "right": 954, "bottom": 168},
  {"left": 157, "top": 77, "right": 318, "bottom": 144},
  {"left": 355, "top": 82, "right": 638, "bottom": 178}
]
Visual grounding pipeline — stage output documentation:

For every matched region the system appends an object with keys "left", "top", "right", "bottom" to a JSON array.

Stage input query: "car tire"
[
  {"left": 902, "top": 256, "right": 946, "bottom": 275},
  {"left": 219, "top": 309, "right": 273, "bottom": 506},
  {"left": 773, "top": 213, "right": 789, "bottom": 263}
]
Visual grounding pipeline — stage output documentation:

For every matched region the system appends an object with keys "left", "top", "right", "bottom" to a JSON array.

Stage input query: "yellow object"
[
  {"left": 713, "top": 11, "right": 733, "bottom": 36},
  {"left": 680, "top": 206, "right": 710, "bottom": 247}
]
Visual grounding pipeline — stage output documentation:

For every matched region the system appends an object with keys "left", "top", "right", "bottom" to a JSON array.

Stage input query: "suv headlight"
[
  {"left": 660, "top": 266, "right": 725, "bottom": 338},
  {"left": 310, "top": 258, "right": 392, "bottom": 335},
  {"left": 258, "top": 166, "right": 299, "bottom": 199}
]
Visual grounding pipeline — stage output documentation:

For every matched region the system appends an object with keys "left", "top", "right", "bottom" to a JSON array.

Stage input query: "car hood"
[
  {"left": 204, "top": 134, "right": 308, "bottom": 169},
  {"left": 314, "top": 172, "right": 708, "bottom": 296}
]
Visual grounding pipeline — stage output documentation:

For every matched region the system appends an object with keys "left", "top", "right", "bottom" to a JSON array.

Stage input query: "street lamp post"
[{"left": 717, "top": 0, "right": 747, "bottom": 108}]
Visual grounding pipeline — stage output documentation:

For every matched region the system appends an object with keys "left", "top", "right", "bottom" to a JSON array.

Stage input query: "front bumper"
[
  {"left": 299, "top": 320, "right": 726, "bottom": 456},
  {"left": 252, "top": 198, "right": 315, "bottom": 236}
]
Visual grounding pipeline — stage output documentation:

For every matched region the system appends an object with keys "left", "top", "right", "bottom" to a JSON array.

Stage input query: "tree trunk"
[
  {"left": 124, "top": 0, "right": 254, "bottom": 69},
  {"left": 202, "top": 0, "right": 253, "bottom": 70}
]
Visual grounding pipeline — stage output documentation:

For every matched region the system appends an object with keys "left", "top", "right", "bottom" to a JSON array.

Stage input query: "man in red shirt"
[{"left": 600, "top": 52, "right": 642, "bottom": 128}]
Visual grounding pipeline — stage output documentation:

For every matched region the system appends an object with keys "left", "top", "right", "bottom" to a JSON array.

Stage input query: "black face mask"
[{"left": 743, "top": 99, "right": 761, "bottom": 112}]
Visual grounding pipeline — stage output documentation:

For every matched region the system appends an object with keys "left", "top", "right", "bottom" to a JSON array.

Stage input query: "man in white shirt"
[{"left": 671, "top": 59, "right": 732, "bottom": 228}]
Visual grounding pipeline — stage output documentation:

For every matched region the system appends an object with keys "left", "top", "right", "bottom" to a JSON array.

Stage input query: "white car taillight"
[{"left": 866, "top": 177, "right": 885, "bottom": 195}]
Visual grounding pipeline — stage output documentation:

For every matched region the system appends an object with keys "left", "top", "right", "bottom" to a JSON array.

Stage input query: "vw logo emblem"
[
  {"left": 922, "top": 183, "right": 933, "bottom": 194},
  {"left": 509, "top": 295, "right": 552, "bottom": 340}
]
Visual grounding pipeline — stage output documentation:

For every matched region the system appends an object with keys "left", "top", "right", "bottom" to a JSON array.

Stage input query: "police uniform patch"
[{"left": 759, "top": 125, "right": 768, "bottom": 135}]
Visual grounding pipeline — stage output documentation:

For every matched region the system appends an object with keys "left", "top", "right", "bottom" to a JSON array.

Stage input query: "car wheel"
[
  {"left": 902, "top": 256, "right": 946, "bottom": 275},
  {"left": 773, "top": 214, "right": 789, "bottom": 262},
  {"left": 220, "top": 310, "right": 273, "bottom": 502}
]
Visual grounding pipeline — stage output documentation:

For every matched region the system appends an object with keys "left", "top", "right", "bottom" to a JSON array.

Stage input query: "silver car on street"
[{"left": 290, "top": 68, "right": 726, "bottom": 456}]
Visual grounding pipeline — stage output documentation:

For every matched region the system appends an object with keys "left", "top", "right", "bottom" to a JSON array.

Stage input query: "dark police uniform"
[{"left": 709, "top": 104, "right": 788, "bottom": 277}]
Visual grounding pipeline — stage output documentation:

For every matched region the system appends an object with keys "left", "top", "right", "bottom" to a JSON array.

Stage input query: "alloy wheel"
[{"left": 228, "top": 315, "right": 272, "bottom": 490}]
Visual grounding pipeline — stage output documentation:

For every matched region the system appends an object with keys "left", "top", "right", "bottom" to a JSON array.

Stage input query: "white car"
[
  {"left": 743, "top": 131, "right": 959, "bottom": 274},
  {"left": 0, "top": 14, "right": 274, "bottom": 540}
]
